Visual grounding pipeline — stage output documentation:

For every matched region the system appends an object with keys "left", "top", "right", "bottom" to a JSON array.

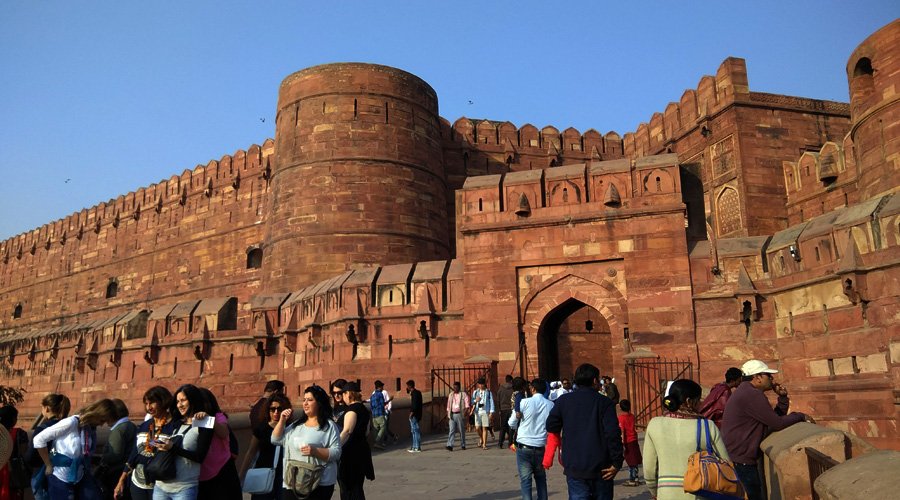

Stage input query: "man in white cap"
[{"left": 722, "top": 359, "right": 813, "bottom": 500}]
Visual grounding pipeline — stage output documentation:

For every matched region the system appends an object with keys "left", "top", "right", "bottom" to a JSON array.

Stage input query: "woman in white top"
[
  {"left": 33, "top": 398, "right": 117, "bottom": 500},
  {"left": 151, "top": 384, "right": 213, "bottom": 500},
  {"left": 643, "top": 379, "right": 731, "bottom": 500},
  {"left": 272, "top": 385, "right": 341, "bottom": 500}
]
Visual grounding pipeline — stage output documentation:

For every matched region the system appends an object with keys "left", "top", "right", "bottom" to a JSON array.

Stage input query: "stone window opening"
[
  {"left": 353, "top": 98, "right": 358, "bottom": 119},
  {"left": 246, "top": 247, "right": 263, "bottom": 269},
  {"left": 779, "top": 254, "right": 785, "bottom": 272},
  {"left": 13, "top": 303, "right": 22, "bottom": 319},
  {"left": 388, "top": 334, "right": 393, "bottom": 359},
  {"left": 389, "top": 289, "right": 394, "bottom": 302},
  {"left": 656, "top": 177, "right": 662, "bottom": 192},
  {"left": 853, "top": 57, "right": 874, "bottom": 78},
  {"left": 384, "top": 102, "right": 389, "bottom": 124},
  {"left": 478, "top": 198, "right": 483, "bottom": 212},
  {"left": 229, "top": 353, "right": 234, "bottom": 373},
  {"left": 106, "top": 279, "right": 118, "bottom": 299},
  {"left": 395, "top": 378, "right": 402, "bottom": 391},
  {"left": 815, "top": 246, "right": 820, "bottom": 262},
  {"left": 562, "top": 187, "right": 569, "bottom": 202}
]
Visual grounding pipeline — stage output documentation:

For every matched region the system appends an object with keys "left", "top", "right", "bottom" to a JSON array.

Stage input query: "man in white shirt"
[{"left": 509, "top": 379, "right": 554, "bottom": 500}]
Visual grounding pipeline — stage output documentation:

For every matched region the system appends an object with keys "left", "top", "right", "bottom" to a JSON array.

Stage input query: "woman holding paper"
[
  {"left": 195, "top": 389, "right": 241, "bottom": 499},
  {"left": 152, "top": 384, "right": 213, "bottom": 500}
]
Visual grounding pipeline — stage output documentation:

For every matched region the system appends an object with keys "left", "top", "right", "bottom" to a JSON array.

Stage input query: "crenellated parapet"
[
  {"left": 0, "top": 140, "right": 274, "bottom": 273},
  {"left": 457, "top": 153, "right": 682, "bottom": 219},
  {"left": 444, "top": 118, "right": 625, "bottom": 175},
  {"left": 624, "top": 58, "right": 750, "bottom": 158}
]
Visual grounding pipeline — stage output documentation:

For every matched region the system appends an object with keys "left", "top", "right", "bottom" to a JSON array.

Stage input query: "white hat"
[
  {"left": 742, "top": 359, "right": 778, "bottom": 377},
  {"left": 0, "top": 424, "right": 12, "bottom": 469}
]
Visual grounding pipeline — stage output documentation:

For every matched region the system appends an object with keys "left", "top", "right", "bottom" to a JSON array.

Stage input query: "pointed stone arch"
[{"left": 520, "top": 270, "right": 628, "bottom": 379}]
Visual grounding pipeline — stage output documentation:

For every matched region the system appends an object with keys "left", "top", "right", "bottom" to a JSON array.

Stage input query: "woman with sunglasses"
[
  {"left": 330, "top": 380, "right": 348, "bottom": 426},
  {"left": 272, "top": 386, "right": 341, "bottom": 500},
  {"left": 239, "top": 394, "right": 292, "bottom": 500}
]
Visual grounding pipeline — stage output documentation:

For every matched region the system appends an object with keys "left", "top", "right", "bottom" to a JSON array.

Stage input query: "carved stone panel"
[
  {"left": 710, "top": 135, "right": 735, "bottom": 177},
  {"left": 716, "top": 186, "right": 742, "bottom": 236}
]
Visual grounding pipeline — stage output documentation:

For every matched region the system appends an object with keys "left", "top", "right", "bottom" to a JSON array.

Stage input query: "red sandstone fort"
[{"left": 1, "top": 20, "right": 898, "bottom": 448}]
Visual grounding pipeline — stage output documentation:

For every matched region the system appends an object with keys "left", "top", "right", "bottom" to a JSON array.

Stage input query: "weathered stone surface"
[
  {"left": 0, "top": 21, "right": 898, "bottom": 453},
  {"left": 762, "top": 422, "right": 849, "bottom": 500},
  {"left": 814, "top": 451, "right": 900, "bottom": 500}
]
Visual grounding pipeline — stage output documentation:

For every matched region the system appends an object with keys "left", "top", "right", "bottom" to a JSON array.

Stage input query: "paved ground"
[{"left": 349, "top": 432, "right": 653, "bottom": 500}]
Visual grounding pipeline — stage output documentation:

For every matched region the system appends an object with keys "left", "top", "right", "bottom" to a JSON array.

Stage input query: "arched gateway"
[{"left": 520, "top": 271, "right": 628, "bottom": 381}]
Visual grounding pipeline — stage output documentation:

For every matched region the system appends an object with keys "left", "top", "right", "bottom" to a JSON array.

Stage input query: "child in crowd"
[{"left": 618, "top": 399, "right": 643, "bottom": 486}]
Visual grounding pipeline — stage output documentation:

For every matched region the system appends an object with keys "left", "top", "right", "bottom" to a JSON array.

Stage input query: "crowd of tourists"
[{"left": 0, "top": 357, "right": 811, "bottom": 500}]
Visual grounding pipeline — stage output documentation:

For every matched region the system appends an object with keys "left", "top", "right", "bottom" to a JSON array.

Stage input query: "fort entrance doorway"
[{"left": 537, "top": 299, "right": 612, "bottom": 381}]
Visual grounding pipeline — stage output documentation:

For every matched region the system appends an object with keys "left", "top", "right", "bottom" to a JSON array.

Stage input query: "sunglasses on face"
[
  {"left": 269, "top": 406, "right": 283, "bottom": 412},
  {"left": 332, "top": 391, "right": 344, "bottom": 396}
]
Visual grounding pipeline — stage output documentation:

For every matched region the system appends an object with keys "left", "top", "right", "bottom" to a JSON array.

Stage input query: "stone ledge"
[{"left": 814, "top": 450, "right": 900, "bottom": 500}]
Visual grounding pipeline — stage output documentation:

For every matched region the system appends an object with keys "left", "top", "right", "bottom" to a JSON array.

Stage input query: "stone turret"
[{"left": 263, "top": 63, "right": 451, "bottom": 292}]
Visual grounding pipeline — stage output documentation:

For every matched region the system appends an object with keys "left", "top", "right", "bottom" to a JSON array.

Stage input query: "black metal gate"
[
  {"left": 429, "top": 361, "right": 497, "bottom": 430},
  {"left": 624, "top": 356, "right": 695, "bottom": 428}
]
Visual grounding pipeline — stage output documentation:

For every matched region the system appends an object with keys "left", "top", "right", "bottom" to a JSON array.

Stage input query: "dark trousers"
[
  {"left": 337, "top": 476, "right": 365, "bottom": 500},
  {"left": 198, "top": 458, "right": 242, "bottom": 500},
  {"left": 129, "top": 483, "right": 153, "bottom": 500},
  {"left": 48, "top": 473, "right": 102, "bottom": 500},
  {"left": 282, "top": 484, "right": 335, "bottom": 500},
  {"left": 735, "top": 463, "right": 764, "bottom": 500},
  {"left": 564, "top": 476, "right": 613, "bottom": 500},
  {"left": 498, "top": 410, "right": 513, "bottom": 447}
]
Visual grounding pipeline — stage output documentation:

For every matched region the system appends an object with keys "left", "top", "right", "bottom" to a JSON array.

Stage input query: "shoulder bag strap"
[
  {"left": 273, "top": 444, "right": 281, "bottom": 468},
  {"left": 695, "top": 418, "right": 703, "bottom": 452},
  {"left": 702, "top": 419, "right": 717, "bottom": 456}
]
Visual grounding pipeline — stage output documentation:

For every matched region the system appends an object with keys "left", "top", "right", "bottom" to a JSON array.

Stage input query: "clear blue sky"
[{"left": 1, "top": 2, "right": 896, "bottom": 240}]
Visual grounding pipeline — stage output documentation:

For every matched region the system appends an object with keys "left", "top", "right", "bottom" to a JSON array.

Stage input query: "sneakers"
[
  {"left": 623, "top": 480, "right": 640, "bottom": 487},
  {"left": 407, "top": 448, "right": 422, "bottom": 453}
]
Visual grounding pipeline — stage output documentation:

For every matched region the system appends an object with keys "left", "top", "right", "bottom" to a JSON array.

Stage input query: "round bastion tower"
[
  {"left": 846, "top": 19, "right": 900, "bottom": 200},
  {"left": 262, "top": 63, "right": 451, "bottom": 292}
]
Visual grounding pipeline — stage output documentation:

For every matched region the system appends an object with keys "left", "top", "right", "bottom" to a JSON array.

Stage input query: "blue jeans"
[
  {"left": 515, "top": 446, "right": 547, "bottom": 500},
  {"left": 152, "top": 485, "right": 198, "bottom": 500},
  {"left": 48, "top": 472, "right": 102, "bottom": 500},
  {"left": 734, "top": 463, "right": 763, "bottom": 500},
  {"left": 565, "top": 476, "right": 613, "bottom": 500},
  {"left": 629, "top": 466, "right": 639, "bottom": 481},
  {"left": 409, "top": 416, "right": 421, "bottom": 450}
]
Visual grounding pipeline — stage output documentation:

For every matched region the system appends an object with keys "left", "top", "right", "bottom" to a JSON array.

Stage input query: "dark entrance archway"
[{"left": 537, "top": 298, "right": 612, "bottom": 381}]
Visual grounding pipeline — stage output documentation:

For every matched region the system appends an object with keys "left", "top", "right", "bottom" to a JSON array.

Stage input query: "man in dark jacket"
[
  {"left": 546, "top": 363, "right": 623, "bottom": 500},
  {"left": 699, "top": 367, "right": 742, "bottom": 428},
  {"left": 406, "top": 380, "right": 423, "bottom": 452}
]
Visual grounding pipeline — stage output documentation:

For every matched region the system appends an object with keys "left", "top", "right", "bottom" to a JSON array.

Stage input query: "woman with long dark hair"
[
  {"left": 643, "top": 379, "right": 731, "bottom": 500},
  {"left": 114, "top": 386, "right": 175, "bottom": 500},
  {"left": 151, "top": 385, "right": 214, "bottom": 500},
  {"left": 336, "top": 382, "right": 374, "bottom": 500},
  {"left": 34, "top": 398, "right": 117, "bottom": 500},
  {"left": 272, "top": 386, "right": 341, "bottom": 500},
  {"left": 238, "top": 394, "right": 292, "bottom": 500},
  {"left": 195, "top": 388, "right": 241, "bottom": 500}
]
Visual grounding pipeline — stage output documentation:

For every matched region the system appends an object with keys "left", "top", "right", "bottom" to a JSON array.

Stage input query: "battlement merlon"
[{"left": 0, "top": 140, "right": 275, "bottom": 262}]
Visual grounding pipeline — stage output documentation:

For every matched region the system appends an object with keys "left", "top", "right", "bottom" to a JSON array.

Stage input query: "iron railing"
[
  {"left": 624, "top": 357, "right": 695, "bottom": 428},
  {"left": 805, "top": 447, "right": 839, "bottom": 500}
]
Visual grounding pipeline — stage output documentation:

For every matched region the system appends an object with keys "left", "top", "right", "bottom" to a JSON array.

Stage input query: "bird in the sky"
[
  {"left": 65, "top": 179, "right": 71, "bottom": 183},
  {"left": 260, "top": 117, "right": 266, "bottom": 122},
  {"left": 468, "top": 100, "right": 474, "bottom": 105}
]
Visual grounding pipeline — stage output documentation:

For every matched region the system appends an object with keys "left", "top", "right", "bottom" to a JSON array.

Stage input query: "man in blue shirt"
[
  {"left": 370, "top": 380, "right": 388, "bottom": 449},
  {"left": 509, "top": 378, "right": 554, "bottom": 500}
]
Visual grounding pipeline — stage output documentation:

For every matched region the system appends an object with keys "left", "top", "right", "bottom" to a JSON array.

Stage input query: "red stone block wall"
[{"left": 265, "top": 63, "right": 451, "bottom": 293}]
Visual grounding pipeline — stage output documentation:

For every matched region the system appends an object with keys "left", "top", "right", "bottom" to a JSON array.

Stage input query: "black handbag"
[
  {"left": 143, "top": 424, "right": 188, "bottom": 482},
  {"left": 143, "top": 449, "right": 177, "bottom": 482}
]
